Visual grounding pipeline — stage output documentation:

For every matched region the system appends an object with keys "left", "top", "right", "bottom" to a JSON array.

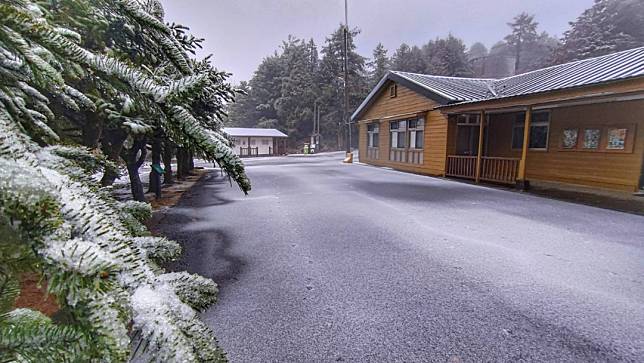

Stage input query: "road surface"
[{"left": 159, "top": 152, "right": 644, "bottom": 362}]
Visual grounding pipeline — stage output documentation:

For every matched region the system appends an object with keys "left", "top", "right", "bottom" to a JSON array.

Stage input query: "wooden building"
[
  {"left": 354, "top": 47, "right": 644, "bottom": 193},
  {"left": 223, "top": 128, "right": 288, "bottom": 157}
]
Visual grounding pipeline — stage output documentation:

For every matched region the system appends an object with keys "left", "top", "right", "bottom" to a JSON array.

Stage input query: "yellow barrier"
[{"left": 343, "top": 152, "right": 353, "bottom": 163}]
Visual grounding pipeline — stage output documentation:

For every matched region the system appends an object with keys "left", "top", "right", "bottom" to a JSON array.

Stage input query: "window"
[
  {"left": 512, "top": 111, "right": 550, "bottom": 150},
  {"left": 389, "top": 118, "right": 424, "bottom": 164},
  {"left": 389, "top": 84, "right": 397, "bottom": 98},
  {"left": 409, "top": 118, "right": 424, "bottom": 149},
  {"left": 456, "top": 114, "right": 480, "bottom": 125},
  {"left": 251, "top": 139, "right": 256, "bottom": 145},
  {"left": 367, "top": 123, "right": 379, "bottom": 147},
  {"left": 262, "top": 139, "right": 270, "bottom": 145},
  {"left": 390, "top": 120, "right": 406, "bottom": 148}
]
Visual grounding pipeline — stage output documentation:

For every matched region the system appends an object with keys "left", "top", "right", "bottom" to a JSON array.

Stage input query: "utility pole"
[
  {"left": 317, "top": 102, "right": 321, "bottom": 147},
  {"left": 343, "top": 0, "right": 353, "bottom": 160},
  {"left": 311, "top": 100, "right": 321, "bottom": 152}
]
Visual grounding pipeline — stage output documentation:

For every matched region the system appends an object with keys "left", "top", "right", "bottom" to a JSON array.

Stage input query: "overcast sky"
[{"left": 159, "top": 0, "right": 593, "bottom": 84}]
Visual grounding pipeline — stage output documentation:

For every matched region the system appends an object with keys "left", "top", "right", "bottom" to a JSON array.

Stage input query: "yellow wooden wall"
[
  {"left": 483, "top": 100, "right": 644, "bottom": 191},
  {"left": 357, "top": 78, "right": 644, "bottom": 192},
  {"left": 357, "top": 81, "right": 448, "bottom": 176}
]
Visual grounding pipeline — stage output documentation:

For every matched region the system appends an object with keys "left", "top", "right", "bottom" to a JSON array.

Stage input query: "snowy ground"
[{"left": 157, "top": 152, "right": 644, "bottom": 362}]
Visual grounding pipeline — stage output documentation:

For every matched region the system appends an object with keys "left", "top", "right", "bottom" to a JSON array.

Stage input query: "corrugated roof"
[
  {"left": 223, "top": 128, "right": 288, "bottom": 138},
  {"left": 491, "top": 46, "right": 644, "bottom": 99},
  {"left": 352, "top": 46, "right": 644, "bottom": 119},
  {"left": 392, "top": 72, "right": 495, "bottom": 102}
]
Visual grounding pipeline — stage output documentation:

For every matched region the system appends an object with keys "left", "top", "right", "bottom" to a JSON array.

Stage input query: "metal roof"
[
  {"left": 223, "top": 128, "right": 288, "bottom": 138},
  {"left": 392, "top": 72, "right": 495, "bottom": 101},
  {"left": 490, "top": 46, "right": 644, "bottom": 100},
  {"left": 352, "top": 46, "right": 644, "bottom": 119}
]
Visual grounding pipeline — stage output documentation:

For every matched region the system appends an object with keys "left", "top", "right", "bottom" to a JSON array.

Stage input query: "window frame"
[
  {"left": 367, "top": 122, "right": 379, "bottom": 148},
  {"left": 408, "top": 118, "right": 424, "bottom": 149},
  {"left": 389, "top": 84, "right": 398, "bottom": 98},
  {"left": 511, "top": 111, "right": 550, "bottom": 151},
  {"left": 389, "top": 120, "right": 407, "bottom": 149},
  {"left": 389, "top": 118, "right": 425, "bottom": 151}
]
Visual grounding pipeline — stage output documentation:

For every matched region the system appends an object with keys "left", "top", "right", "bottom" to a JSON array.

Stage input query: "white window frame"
[
  {"left": 367, "top": 123, "right": 379, "bottom": 148},
  {"left": 409, "top": 118, "right": 425, "bottom": 149},
  {"left": 390, "top": 120, "right": 407, "bottom": 149}
]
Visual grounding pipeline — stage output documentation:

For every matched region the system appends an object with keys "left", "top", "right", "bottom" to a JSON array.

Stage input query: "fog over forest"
[{"left": 199, "top": 0, "right": 644, "bottom": 150}]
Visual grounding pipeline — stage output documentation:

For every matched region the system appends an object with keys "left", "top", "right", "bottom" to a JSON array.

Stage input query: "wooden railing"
[
  {"left": 480, "top": 157, "right": 520, "bottom": 184},
  {"left": 446, "top": 155, "right": 519, "bottom": 184},
  {"left": 446, "top": 155, "right": 477, "bottom": 179},
  {"left": 239, "top": 147, "right": 259, "bottom": 157}
]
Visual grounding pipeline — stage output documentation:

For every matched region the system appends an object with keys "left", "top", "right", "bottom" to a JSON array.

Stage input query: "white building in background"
[{"left": 223, "top": 128, "right": 288, "bottom": 157}]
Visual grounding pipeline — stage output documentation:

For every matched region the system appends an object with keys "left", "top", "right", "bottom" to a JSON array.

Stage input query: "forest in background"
[{"left": 226, "top": 0, "right": 644, "bottom": 151}]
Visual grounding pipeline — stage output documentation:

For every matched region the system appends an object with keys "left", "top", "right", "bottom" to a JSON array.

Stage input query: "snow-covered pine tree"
[
  {"left": 274, "top": 36, "right": 319, "bottom": 144},
  {"left": 391, "top": 43, "right": 426, "bottom": 74},
  {"left": 0, "top": 0, "right": 248, "bottom": 361},
  {"left": 367, "top": 43, "right": 390, "bottom": 87},
  {"left": 504, "top": 12, "right": 538, "bottom": 74},
  {"left": 317, "top": 26, "right": 368, "bottom": 149},
  {"left": 554, "top": 0, "right": 644, "bottom": 63},
  {"left": 35, "top": 0, "right": 250, "bottom": 198}
]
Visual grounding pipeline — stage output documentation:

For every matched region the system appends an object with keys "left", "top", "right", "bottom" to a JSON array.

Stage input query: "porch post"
[
  {"left": 517, "top": 106, "right": 532, "bottom": 189},
  {"left": 474, "top": 110, "right": 485, "bottom": 183}
]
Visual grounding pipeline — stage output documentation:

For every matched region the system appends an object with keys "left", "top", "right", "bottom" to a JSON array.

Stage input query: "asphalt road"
[{"left": 159, "top": 152, "right": 644, "bottom": 362}]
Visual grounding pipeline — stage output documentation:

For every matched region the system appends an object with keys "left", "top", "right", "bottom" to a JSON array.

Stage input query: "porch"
[
  {"left": 445, "top": 109, "right": 539, "bottom": 187},
  {"left": 238, "top": 137, "right": 288, "bottom": 157}
]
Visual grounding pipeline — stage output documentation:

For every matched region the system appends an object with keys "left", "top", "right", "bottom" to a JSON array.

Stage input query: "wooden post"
[
  {"left": 517, "top": 106, "right": 532, "bottom": 189},
  {"left": 474, "top": 110, "right": 486, "bottom": 183}
]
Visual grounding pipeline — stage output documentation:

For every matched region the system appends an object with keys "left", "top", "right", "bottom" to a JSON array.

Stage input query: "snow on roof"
[
  {"left": 352, "top": 46, "right": 644, "bottom": 119},
  {"left": 223, "top": 127, "right": 288, "bottom": 138}
]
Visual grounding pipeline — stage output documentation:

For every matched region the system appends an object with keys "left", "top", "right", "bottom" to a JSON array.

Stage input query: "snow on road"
[{"left": 158, "top": 153, "right": 644, "bottom": 362}]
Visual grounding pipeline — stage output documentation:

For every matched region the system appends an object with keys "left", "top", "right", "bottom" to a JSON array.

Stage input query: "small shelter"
[{"left": 223, "top": 128, "right": 288, "bottom": 157}]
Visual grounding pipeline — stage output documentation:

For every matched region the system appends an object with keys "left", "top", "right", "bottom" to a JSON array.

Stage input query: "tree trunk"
[
  {"left": 188, "top": 150, "right": 195, "bottom": 171},
  {"left": 148, "top": 138, "right": 162, "bottom": 198},
  {"left": 514, "top": 40, "right": 522, "bottom": 74},
  {"left": 176, "top": 147, "right": 187, "bottom": 180},
  {"left": 100, "top": 129, "right": 127, "bottom": 187},
  {"left": 123, "top": 137, "right": 147, "bottom": 202},
  {"left": 162, "top": 139, "right": 174, "bottom": 185},
  {"left": 81, "top": 111, "right": 103, "bottom": 149}
]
